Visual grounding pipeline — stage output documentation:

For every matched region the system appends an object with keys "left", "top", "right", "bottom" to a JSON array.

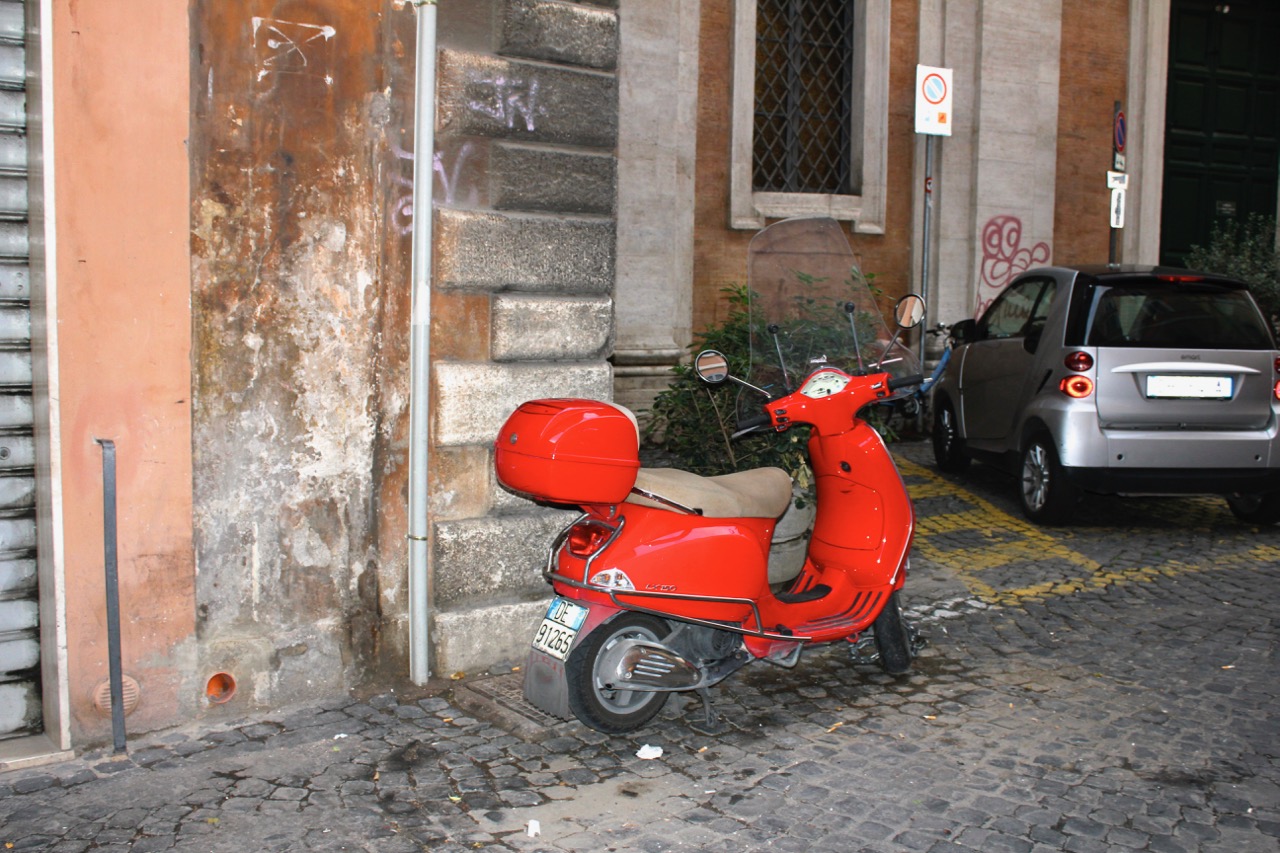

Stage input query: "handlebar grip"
[
  {"left": 736, "top": 413, "right": 773, "bottom": 431},
  {"left": 887, "top": 374, "right": 925, "bottom": 391}
]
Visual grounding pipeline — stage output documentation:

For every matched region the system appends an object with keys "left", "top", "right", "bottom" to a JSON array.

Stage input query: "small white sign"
[
  {"left": 915, "top": 65, "right": 953, "bottom": 136},
  {"left": 1110, "top": 187, "right": 1126, "bottom": 229},
  {"left": 1106, "top": 171, "right": 1128, "bottom": 190}
]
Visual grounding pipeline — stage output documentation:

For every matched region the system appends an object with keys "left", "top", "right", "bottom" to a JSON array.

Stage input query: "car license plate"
[
  {"left": 1145, "top": 375, "right": 1232, "bottom": 399},
  {"left": 530, "top": 597, "right": 588, "bottom": 661}
]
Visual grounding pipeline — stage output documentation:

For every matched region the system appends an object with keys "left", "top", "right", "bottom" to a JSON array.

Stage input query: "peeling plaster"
[{"left": 190, "top": 0, "right": 416, "bottom": 702}]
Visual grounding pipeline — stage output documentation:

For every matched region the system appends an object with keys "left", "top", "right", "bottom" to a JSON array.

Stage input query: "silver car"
[{"left": 931, "top": 265, "right": 1280, "bottom": 524}]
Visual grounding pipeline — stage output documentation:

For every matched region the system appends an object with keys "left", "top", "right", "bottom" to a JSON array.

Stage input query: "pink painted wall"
[{"left": 53, "top": 1, "right": 195, "bottom": 741}]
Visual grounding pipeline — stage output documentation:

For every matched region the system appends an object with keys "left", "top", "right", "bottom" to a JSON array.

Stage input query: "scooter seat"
[{"left": 628, "top": 467, "right": 793, "bottom": 519}]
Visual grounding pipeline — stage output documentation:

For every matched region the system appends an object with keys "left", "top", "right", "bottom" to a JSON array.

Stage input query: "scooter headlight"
[{"left": 589, "top": 568, "right": 635, "bottom": 590}]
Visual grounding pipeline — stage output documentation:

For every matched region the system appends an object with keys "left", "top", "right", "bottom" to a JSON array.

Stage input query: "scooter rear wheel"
[
  {"left": 872, "top": 590, "right": 914, "bottom": 676},
  {"left": 566, "top": 612, "right": 672, "bottom": 734}
]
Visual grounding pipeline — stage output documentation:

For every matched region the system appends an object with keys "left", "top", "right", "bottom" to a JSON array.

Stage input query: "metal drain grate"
[{"left": 455, "top": 671, "right": 573, "bottom": 740}]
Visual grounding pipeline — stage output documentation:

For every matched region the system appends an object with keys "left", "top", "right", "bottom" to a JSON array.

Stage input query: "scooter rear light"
[
  {"left": 566, "top": 519, "right": 617, "bottom": 557},
  {"left": 1059, "top": 376, "right": 1094, "bottom": 398},
  {"left": 1064, "top": 351, "right": 1093, "bottom": 372},
  {"left": 588, "top": 568, "right": 635, "bottom": 590}
]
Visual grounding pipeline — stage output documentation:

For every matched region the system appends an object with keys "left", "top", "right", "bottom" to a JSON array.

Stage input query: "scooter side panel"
[{"left": 556, "top": 505, "right": 773, "bottom": 623}]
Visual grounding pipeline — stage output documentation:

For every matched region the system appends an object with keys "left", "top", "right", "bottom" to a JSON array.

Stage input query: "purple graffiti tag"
[
  {"left": 434, "top": 142, "right": 476, "bottom": 207},
  {"left": 388, "top": 140, "right": 478, "bottom": 236},
  {"left": 976, "top": 215, "right": 1050, "bottom": 316},
  {"left": 467, "top": 73, "right": 542, "bottom": 131}
]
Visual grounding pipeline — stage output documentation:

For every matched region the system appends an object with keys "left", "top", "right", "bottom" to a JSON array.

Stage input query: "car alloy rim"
[
  {"left": 940, "top": 408, "right": 956, "bottom": 454},
  {"left": 1022, "top": 444, "right": 1049, "bottom": 511}
]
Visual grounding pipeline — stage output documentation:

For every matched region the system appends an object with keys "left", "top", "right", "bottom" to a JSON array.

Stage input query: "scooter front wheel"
[
  {"left": 872, "top": 590, "right": 914, "bottom": 676},
  {"left": 566, "top": 612, "right": 671, "bottom": 734}
]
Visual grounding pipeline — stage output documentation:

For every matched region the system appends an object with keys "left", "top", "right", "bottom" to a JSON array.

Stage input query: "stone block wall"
[{"left": 430, "top": 0, "right": 619, "bottom": 675}]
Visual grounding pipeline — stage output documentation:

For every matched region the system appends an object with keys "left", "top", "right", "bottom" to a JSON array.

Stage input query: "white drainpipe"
[{"left": 407, "top": 0, "right": 437, "bottom": 684}]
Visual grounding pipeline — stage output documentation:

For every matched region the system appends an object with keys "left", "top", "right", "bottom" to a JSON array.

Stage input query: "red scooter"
[{"left": 495, "top": 217, "right": 925, "bottom": 733}]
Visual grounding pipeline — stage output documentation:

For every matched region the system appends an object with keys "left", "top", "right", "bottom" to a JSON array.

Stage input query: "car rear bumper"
[
  {"left": 1062, "top": 465, "right": 1280, "bottom": 496},
  {"left": 1050, "top": 414, "right": 1280, "bottom": 495}
]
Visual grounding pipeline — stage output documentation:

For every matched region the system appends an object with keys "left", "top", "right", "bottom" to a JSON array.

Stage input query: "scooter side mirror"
[
  {"left": 694, "top": 350, "right": 730, "bottom": 385},
  {"left": 894, "top": 293, "right": 926, "bottom": 330}
]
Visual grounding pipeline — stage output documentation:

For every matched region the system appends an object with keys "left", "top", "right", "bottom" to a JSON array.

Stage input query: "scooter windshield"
[{"left": 745, "top": 217, "right": 921, "bottom": 397}]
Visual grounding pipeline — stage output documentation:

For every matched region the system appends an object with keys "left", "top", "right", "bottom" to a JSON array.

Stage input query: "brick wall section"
[
  {"left": 430, "top": 1, "right": 619, "bottom": 674},
  {"left": 1053, "top": 0, "right": 1130, "bottom": 265},
  {"left": 692, "top": 1, "right": 920, "bottom": 334}
]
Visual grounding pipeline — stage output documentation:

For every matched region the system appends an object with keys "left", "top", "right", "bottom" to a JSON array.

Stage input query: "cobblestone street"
[{"left": 2, "top": 442, "right": 1278, "bottom": 852}]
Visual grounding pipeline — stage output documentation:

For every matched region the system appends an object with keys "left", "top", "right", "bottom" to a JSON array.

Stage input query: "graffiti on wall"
[
  {"left": 465, "top": 70, "right": 544, "bottom": 132},
  {"left": 976, "top": 215, "right": 1050, "bottom": 316},
  {"left": 389, "top": 141, "right": 479, "bottom": 236},
  {"left": 252, "top": 18, "right": 336, "bottom": 86}
]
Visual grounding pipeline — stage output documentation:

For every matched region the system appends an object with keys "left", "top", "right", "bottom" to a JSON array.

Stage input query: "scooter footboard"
[{"left": 522, "top": 597, "right": 621, "bottom": 720}]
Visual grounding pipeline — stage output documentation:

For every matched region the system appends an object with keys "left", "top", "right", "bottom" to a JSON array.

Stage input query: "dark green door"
[{"left": 1161, "top": 0, "right": 1279, "bottom": 266}]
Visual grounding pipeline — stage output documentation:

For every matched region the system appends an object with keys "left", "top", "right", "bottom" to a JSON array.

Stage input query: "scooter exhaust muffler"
[{"left": 598, "top": 639, "right": 704, "bottom": 691}]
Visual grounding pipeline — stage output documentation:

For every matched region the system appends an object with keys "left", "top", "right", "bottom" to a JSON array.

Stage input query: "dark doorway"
[{"left": 1160, "top": 0, "right": 1279, "bottom": 266}]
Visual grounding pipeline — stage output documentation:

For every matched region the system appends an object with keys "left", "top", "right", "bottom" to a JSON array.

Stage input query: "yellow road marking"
[{"left": 895, "top": 455, "right": 1280, "bottom": 606}]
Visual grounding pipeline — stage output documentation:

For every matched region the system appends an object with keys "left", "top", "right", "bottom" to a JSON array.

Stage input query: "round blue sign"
[{"left": 1114, "top": 111, "right": 1126, "bottom": 153}]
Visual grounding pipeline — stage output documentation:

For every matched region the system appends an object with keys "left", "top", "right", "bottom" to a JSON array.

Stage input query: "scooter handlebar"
[
  {"left": 887, "top": 373, "right": 924, "bottom": 391},
  {"left": 736, "top": 413, "right": 774, "bottom": 432}
]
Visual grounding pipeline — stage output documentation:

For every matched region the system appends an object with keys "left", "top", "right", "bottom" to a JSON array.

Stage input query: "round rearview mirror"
[
  {"left": 894, "top": 293, "right": 926, "bottom": 330},
  {"left": 694, "top": 350, "right": 730, "bottom": 384}
]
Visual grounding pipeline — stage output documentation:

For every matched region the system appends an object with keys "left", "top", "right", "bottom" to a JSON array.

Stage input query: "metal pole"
[
  {"left": 919, "top": 134, "right": 935, "bottom": 365},
  {"left": 95, "top": 439, "right": 126, "bottom": 754},
  {"left": 407, "top": 0, "right": 438, "bottom": 685}
]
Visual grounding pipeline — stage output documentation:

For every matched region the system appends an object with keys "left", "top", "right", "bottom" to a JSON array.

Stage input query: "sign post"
[
  {"left": 1109, "top": 101, "right": 1126, "bottom": 265},
  {"left": 915, "top": 65, "right": 953, "bottom": 363}
]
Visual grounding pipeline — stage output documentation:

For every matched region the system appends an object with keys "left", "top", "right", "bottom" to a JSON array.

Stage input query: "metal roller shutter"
[{"left": 0, "top": 0, "right": 39, "bottom": 743}]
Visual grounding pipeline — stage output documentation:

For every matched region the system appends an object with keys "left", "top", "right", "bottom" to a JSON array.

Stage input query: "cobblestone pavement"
[{"left": 3, "top": 442, "right": 1279, "bottom": 852}]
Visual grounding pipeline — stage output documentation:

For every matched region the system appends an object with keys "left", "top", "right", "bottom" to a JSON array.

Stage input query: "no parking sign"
[{"left": 915, "top": 65, "right": 953, "bottom": 136}]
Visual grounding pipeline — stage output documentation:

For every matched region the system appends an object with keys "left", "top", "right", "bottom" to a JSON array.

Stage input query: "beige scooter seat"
[
  {"left": 600, "top": 401, "right": 793, "bottom": 520},
  {"left": 627, "top": 467, "right": 793, "bottom": 519}
]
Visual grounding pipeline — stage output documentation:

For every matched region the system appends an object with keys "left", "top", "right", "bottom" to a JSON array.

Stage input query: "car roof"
[{"left": 1022, "top": 264, "right": 1250, "bottom": 288}]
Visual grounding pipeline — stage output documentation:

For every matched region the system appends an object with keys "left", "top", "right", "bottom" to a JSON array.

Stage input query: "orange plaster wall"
[{"left": 53, "top": 2, "right": 195, "bottom": 741}]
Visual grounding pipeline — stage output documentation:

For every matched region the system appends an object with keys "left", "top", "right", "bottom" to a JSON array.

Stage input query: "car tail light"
[
  {"left": 1274, "top": 379, "right": 1280, "bottom": 402},
  {"left": 1156, "top": 274, "right": 1204, "bottom": 283},
  {"left": 567, "top": 519, "right": 617, "bottom": 557},
  {"left": 1274, "top": 356, "right": 1280, "bottom": 374},
  {"left": 1060, "top": 376, "right": 1094, "bottom": 398},
  {"left": 1064, "top": 351, "right": 1093, "bottom": 372}
]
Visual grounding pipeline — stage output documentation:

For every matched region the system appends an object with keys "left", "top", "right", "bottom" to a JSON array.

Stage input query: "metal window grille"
[{"left": 753, "top": 0, "right": 855, "bottom": 195}]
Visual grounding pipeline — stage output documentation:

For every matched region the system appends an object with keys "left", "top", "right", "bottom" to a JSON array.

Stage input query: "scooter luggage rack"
[{"left": 545, "top": 514, "right": 814, "bottom": 644}]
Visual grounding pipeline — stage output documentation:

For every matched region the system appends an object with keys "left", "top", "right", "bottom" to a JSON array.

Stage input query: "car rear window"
[{"left": 1084, "top": 282, "right": 1274, "bottom": 350}]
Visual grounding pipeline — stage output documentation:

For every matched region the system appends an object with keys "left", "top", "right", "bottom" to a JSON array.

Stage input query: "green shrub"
[
  {"left": 1185, "top": 214, "right": 1280, "bottom": 330},
  {"left": 642, "top": 279, "right": 893, "bottom": 501}
]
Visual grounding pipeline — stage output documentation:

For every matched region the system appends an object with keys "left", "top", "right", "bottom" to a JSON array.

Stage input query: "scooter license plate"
[{"left": 530, "top": 597, "right": 588, "bottom": 661}]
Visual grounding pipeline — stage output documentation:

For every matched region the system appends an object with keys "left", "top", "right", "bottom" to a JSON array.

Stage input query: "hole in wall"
[{"left": 205, "top": 672, "right": 237, "bottom": 705}]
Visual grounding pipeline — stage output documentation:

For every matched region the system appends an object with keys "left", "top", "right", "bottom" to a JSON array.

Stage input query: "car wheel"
[
  {"left": 932, "top": 399, "right": 970, "bottom": 473},
  {"left": 1226, "top": 492, "right": 1280, "bottom": 525},
  {"left": 1019, "top": 435, "right": 1077, "bottom": 524},
  {"left": 565, "top": 613, "right": 671, "bottom": 734}
]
